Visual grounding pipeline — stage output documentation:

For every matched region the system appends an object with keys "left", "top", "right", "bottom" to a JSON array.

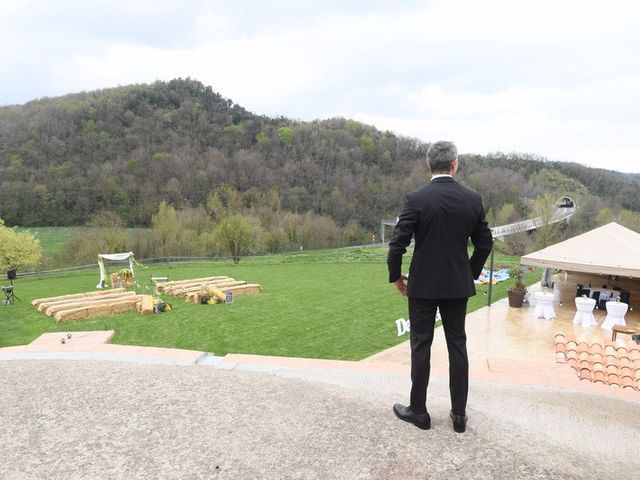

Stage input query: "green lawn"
[{"left": 0, "top": 248, "right": 533, "bottom": 360}]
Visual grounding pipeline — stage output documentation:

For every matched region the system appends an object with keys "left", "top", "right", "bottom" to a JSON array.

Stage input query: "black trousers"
[{"left": 408, "top": 297, "right": 469, "bottom": 415}]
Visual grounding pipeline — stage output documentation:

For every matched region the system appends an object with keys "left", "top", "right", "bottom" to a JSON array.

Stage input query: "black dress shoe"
[
  {"left": 393, "top": 403, "right": 431, "bottom": 430},
  {"left": 450, "top": 410, "right": 467, "bottom": 433}
]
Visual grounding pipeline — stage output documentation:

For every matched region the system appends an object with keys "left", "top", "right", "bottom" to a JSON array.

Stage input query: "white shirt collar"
[{"left": 431, "top": 174, "right": 452, "bottom": 181}]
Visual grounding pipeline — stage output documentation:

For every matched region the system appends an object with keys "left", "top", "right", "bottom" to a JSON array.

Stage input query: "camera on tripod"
[{"left": 2, "top": 268, "right": 19, "bottom": 305}]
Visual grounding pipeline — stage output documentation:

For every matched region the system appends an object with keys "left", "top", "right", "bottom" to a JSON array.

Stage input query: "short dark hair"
[{"left": 427, "top": 141, "right": 458, "bottom": 174}]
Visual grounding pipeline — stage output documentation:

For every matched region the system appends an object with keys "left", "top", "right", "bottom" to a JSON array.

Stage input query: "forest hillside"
[{"left": 1, "top": 78, "right": 639, "bottom": 265}]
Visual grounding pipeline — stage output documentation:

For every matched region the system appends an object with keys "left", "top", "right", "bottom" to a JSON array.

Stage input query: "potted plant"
[{"left": 508, "top": 265, "right": 527, "bottom": 308}]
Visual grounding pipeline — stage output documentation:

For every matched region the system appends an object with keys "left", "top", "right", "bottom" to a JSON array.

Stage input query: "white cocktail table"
[
  {"left": 573, "top": 297, "right": 597, "bottom": 326},
  {"left": 533, "top": 292, "right": 556, "bottom": 320},
  {"left": 601, "top": 301, "right": 628, "bottom": 330}
]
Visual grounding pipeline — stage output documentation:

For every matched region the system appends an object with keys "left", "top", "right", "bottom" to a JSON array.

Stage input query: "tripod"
[{"left": 2, "top": 279, "right": 19, "bottom": 304}]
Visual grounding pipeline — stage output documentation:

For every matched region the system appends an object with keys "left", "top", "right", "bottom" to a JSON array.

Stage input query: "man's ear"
[{"left": 451, "top": 158, "right": 459, "bottom": 175}]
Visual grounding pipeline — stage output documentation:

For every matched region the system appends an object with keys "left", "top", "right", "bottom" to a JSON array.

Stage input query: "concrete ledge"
[
  {"left": 0, "top": 331, "right": 206, "bottom": 366},
  {"left": 1, "top": 330, "right": 638, "bottom": 402},
  {"left": 0, "top": 351, "right": 205, "bottom": 366}
]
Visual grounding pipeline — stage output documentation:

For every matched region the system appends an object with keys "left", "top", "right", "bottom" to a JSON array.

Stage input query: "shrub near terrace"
[{"left": 0, "top": 218, "right": 42, "bottom": 271}]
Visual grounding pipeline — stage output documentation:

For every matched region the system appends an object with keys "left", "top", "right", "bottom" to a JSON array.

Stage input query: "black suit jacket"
[{"left": 387, "top": 177, "right": 493, "bottom": 299}]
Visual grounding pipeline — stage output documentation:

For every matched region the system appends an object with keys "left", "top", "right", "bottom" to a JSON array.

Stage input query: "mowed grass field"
[
  {"left": 17, "top": 227, "right": 73, "bottom": 255},
  {"left": 17, "top": 227, "right": 147, "bottom": 258},
  {"left": 0, "top": 248, "right": 530, "bottom": 360}
]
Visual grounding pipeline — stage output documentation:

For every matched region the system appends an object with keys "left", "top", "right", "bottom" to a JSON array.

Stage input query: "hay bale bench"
[
  {"left": 155, "top": 277, "right": 231, "bottom": 295},
  {"left": 32, "top": 289, "right": 155, "bottom": 322},
  {"left": 32, "top": 288, "right": 128, "bottom": 309},
  {"left": 154, "top": 276, "right": 261, "bottom": 304}
]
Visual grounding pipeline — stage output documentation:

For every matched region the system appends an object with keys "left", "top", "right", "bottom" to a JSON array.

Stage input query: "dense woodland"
[{"left": 1, "top": 78, "right": 639, "bottom": 265}]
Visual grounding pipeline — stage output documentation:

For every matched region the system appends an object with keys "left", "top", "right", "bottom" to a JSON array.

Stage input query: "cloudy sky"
[{"left": 1, "top": 0, "right": 639, "bottom": 173}]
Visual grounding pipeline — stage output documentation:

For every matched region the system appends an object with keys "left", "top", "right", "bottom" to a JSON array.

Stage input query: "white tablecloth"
[
  {"left": 573, "top": 297, "right": 597, "bottom": 327},
  {"left": 532, "top": 292, "right": 556, "bottom": 320},
  {"left": 601, "top": 301, "right": 628, "bottom": 330}
]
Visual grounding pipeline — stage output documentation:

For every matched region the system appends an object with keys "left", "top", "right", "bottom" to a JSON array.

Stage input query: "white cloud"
[{"left": 1, "top": 0, "right": 640, "bottom": 172}]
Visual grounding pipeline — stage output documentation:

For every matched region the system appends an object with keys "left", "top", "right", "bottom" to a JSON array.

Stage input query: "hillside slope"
[{"left": 1, "top": 78, "right": 638, "bottom": 230}]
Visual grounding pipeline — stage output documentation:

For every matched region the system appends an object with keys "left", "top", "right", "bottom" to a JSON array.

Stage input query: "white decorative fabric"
[
  {"left": 601, "top": 301, "right": 628, "bottom": 330},
  {"left": 532, "top": 292, "right": 556, "bottom": 320},
  {"left": 98, "top": 252, "right": 135, "bottom": 261},
  {"left": 573, "top": 297, "right": 597, "bottom": 326},
  {"left": 96, "top": 252, "right": 135, "bottom": 288}
]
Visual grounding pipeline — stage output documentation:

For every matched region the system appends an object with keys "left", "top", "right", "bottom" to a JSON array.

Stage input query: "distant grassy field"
[
  {"left": 17, "top": 227, "right": 73, "bottom": 255},
  {"left": 0, "top": 247, "right": 534, "bottom": 360},
  {"left": 17, "top": 226, "right": 148, "bottom": 261}
]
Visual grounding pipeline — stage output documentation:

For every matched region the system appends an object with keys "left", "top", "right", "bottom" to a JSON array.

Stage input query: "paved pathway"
[{"left": 365, "top": 295, "right": 640, "bottom": 401}]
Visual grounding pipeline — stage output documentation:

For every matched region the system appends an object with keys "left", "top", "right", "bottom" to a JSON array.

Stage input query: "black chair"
[
  {"left": 591, "top": 291, "right": 601, "bottom": 309},
  {"left": 620, "top": 290, "right": 631, "bottom": 305},
  {"left": 576, "top": 287, "right": 590, "bottom": 297}
]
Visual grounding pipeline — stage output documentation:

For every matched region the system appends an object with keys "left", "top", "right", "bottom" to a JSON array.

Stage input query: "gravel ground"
[{"left": 1, "top": 360, "right": 638, "bottom": 480}]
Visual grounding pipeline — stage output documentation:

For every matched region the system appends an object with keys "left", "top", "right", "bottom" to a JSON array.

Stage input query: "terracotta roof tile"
[
  {"left": 619, "top": 357, "right": 634, "bottom": 369},
  {"left": 592, "top": 371, "right": 606, "bottom": 383},
  {"left": 554, "top": 333, "right": 640, "bottom": 392},
  {"left": 620, "top": 366, "right": 634, "bottom": 378},
  {"left": 622, "top": 377, "right": 635, "bottom": 389},
  {"left": 579, "top": 369, "right": 592, "bottom": 381},
  {"left": 554, "top": 334, "right": 566, "bottom": 344},
  {"left": 605, "top": 355, "right": 619, "bottom": 367},
  {"left": 606, "top": 364, "right": 618, "bottom": 375},
  {"left": 607, "top": 373, "right": 621, "bottom": 386},
  {"left": 591, "top": 353, "right": 604, "bottom": 364}
]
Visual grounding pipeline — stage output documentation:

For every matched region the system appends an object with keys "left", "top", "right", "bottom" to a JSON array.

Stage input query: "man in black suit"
[{"left": 387, "top": 141, "right": 492, "bottom": 433}]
